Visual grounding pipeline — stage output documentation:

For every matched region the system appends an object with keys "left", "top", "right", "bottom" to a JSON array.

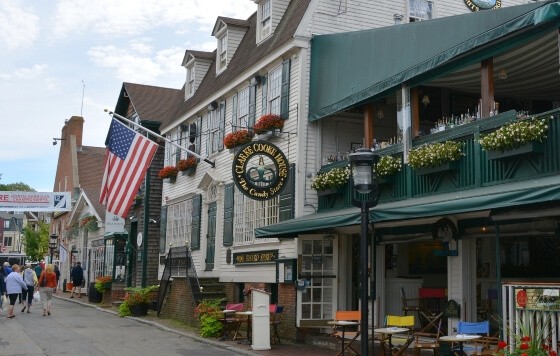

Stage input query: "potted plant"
[
  {"left": 95, "top": 275, "right": 113, "bottom": 305},
  {"left": 408, "top": 140, "right": 463, "bottom": 175},
  {"left": 158, "top": 166, "right": 178, "bottom": 182},
  {"left": 177, "top": 156, "right": 198, "bottom": 176},
  {"left": 118, "top": 285, "right": 159, "bottom": 317},
  {"left": 375, "top": 155, "right": 402, "bottom": 183},
  {"left": 223, "top": 129, "right": 254, "bottom": 150},
  {"left": 479, "top": 117, "right": 549, "bottom": 159},
  {"left": 253, "top": 114, "right": 284, "bottom": 135},
  {"left": 311, "top": 167, "right": 350, "bottom": 195},
  {"left": 194, "top": 299, "right": 224, "bottom": 337}
]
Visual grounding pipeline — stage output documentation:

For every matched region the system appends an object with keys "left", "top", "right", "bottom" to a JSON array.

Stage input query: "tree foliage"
[
  {"left": 22, "top": 221, "right": 50, "bottom": 261},
  {"left": 0, "top": 182, "right": 35, "bottom": 191}
]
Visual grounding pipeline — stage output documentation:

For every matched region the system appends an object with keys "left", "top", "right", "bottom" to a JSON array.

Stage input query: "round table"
[
  {"left": 328, "top": 320, "right": 360, "bottom": 356},
  {"left": 439, "top": 334, "right": 481, "bottom": 355},
  {"left": 373, "top": 327, "right": 409, "bottom": 355}
]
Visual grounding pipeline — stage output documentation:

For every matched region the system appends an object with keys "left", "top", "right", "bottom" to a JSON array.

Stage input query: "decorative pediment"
[{"left": 197, "top": 171, "right": 225, "bottom": 190}]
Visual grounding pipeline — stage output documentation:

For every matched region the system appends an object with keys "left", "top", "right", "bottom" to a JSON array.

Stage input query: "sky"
[{"left": 0, "top": 0, "right": 256, "bottom": 192}]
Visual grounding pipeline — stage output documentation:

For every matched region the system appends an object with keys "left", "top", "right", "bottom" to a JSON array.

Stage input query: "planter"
[
  {"left": 256, "top": 129, "right": 282, "bottom": 140},
  {"left": 180, "top": 167, "right": 196, "bottom": 176},
  {"left": 377, "top": 175, "right": 396, "bottom": 185},
  {"left": 415, "top": 161, "right": 459, "bottom": 176},
  {"left": 129, "top": 303, "right": 150, "bottom": 317},
  {"left": 163, "top": 176, "right": 176, "bottom": 183},
  {"left": 486, "top": 141, "right": 544, "bottom": 160},
  {"left": 88, "top": 282, "right": 102, "bottom": 303},
  {"left": 101, "top": 289, "right": 112, "bottom": 306},
  {"left": 317, "top": 188, "right": 342, "bottom": 197}
]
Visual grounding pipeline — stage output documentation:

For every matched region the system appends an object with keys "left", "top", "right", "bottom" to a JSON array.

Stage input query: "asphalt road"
[{"left": 0, "top": 297, "right": 246, "bottom": 356}]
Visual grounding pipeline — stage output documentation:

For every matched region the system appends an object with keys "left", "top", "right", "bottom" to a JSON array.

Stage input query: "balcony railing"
[{"left": 317, "top": 109, "right": 560, "bottom": 212}]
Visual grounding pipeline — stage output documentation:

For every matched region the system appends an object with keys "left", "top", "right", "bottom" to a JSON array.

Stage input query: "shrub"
[{"left": 194, "top": 299, "right": 224, "bottom": 337}]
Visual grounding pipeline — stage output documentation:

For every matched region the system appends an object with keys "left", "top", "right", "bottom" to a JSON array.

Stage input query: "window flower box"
[
  {"left": 253, "top": 114, "right": 284, "bottom": 134},
  {"left": 177, "top": 157, "right": 198, "bottom": 176},
  {"left": 479, "top": 117, "right": 549, "bottom": 153},
  {"left": 415, "top": 160, "right": 459, "bottom": 176},
  {"left": 158, "top": 166, "right": 178, "bottom": 181},
  {"left": 408, "top": 140, "right": 464, "bottom": 172},
  {"left": 486, "top": 141, "right": 544, "bottom": 160},
  {"left": 377, "top": 175, "right": 396, "bottom": 185},
  {"left": 311, "top": 167, "right": 350, "bottom": 193},
  {"left": 223, "top": 129, "right": 254, "bottom": 149}
]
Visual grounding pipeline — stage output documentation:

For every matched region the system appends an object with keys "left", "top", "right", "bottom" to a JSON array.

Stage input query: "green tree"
[
  {"left": 0, "top": 182, "right": 35, "bottom": 191},
  {"left": 22, "top": 221, "right": 50, "bottom": 261}
]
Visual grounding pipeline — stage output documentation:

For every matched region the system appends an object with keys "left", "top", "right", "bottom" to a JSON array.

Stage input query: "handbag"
[
  {"left": 33, "top": 290, "right": 41, "bottom": 303},
  {"left": 1, "top": 295, "right": 8, "bottom": 311}
]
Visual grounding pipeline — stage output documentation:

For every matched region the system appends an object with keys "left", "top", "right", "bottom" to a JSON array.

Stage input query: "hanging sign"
[
  {"left": 0, "top": 192, "right": 71, "bottom": 212},
  {"left": 464, "top": 0, "right": 501, "bottom": 11},
  {"left": 432, "top": 218, "right": 459, "bottom": 256},
  {"left": 232, "top": 141, "right": 289, "bottom": 201}
]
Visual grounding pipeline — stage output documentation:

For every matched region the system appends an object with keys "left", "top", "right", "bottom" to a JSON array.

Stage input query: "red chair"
[
  {"left": 418, "top": 288, "right": 447, "bottom": 335},
  {"left": 220, "top": 303, "right": 244, "bottom": 340}
]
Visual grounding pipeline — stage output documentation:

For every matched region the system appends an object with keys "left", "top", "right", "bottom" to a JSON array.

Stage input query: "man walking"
[{"left": 70, "top": 262, "right": 84, "bottom": 298}]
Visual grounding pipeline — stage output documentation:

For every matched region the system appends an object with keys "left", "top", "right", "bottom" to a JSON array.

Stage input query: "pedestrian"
[
  {"left": 37, "top": 264, "right": 57, "bottom": 316},
  {"left": 70, "top": 262, "right": 84, "bottom": 298},
  {"left": 21, "top": 263, "right": 37, "bottom": 313},
  {"left": 34, "top": 262, "right": 44, "bottom": 283},
  {"left": 4, "top": 262, "right": 12, "bottom": 274},
  {"left": 5, "top": 264, "right": 27, "bottom": 319},
  {"left": 54, "top": 265, "right": 61, "bottom": 289}
]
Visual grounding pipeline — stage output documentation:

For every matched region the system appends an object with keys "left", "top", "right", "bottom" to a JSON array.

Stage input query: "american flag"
[{"left": 99, "top": 118, "right": 159, "bottom": 218}]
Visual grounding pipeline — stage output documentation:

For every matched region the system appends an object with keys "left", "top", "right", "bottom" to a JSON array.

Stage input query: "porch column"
[
  {"left": 364, "top": 103, "right": 374, "bottom": 149},
  {"left": 411, "top": 88, "right": 420, "bottom": 138},
  {"left": 481, "top": 58, "right": 495, "bottom": 119}
]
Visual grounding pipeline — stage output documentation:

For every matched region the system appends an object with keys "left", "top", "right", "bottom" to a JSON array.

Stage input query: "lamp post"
[
  {"left": 49, "top": 234, "right": 58, "bottom": 264},
  {"left": 348, "top": 148, "right": 379, "bottom": 356}
]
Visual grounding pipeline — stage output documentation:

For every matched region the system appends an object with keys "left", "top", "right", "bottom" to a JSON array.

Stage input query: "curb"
[{"left": 55, "top": 295, "right": 258, "bottom": 356}]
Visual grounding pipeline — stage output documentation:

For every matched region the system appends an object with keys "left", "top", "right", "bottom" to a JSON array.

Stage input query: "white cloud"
[
  {"left": 0, "top": 0, "right": 40, "bottom": 50},
  {"left": 0, "top": 64, "right": 47, "bottom": 80}
]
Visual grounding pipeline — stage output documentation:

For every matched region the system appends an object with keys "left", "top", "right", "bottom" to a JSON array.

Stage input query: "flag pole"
[{"left": 104, "top": 109, "right": 215, "bottom": 168}]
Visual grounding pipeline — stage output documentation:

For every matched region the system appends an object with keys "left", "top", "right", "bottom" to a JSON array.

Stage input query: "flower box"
[
  {"left": 256, "top": 129, "right": 282, "bottom": 141},
  {"left": 317, "top": 188, "right": 339, "bottom": 197},
  {"left": 163, "top": 176, "right": 176, "bottom": 184},
  {"left": 415, "top": 161, "right": 459, "bottom": 176},
  {"left": 129, "top": 303, "right": 150, "bottom": 317},
  {"left": 223, "top": 130, "right": 254, "bottom": 149},
  {"left": 253, "top": 114, "right": 284, "bottom": 134},
  {"left": 486, "top": 141, "right": 544, "bottom": 160},
  {"left": 377, "top": 175, "right": 396, "bottom": 185},
  {"left": 181, "top": 167, "right": 196, "bottom": 176}
]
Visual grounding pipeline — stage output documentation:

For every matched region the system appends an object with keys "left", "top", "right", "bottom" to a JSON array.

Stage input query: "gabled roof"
[
  {"left": 211, "top": 16, "right": 250, "bottom": 36},
  {"left": 117, "top": 83, "right": 182, "bottom": 124},
  {"left": 165, "top": 0, "right": 311, "bottom": 130},
  {"left": 181, "top": 50, "right": 214, "bottom": 66}
]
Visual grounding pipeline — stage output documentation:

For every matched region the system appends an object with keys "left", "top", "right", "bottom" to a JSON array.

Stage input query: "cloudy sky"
[{"left": 0, "top": 0, "right": 256, "bottom": 192}]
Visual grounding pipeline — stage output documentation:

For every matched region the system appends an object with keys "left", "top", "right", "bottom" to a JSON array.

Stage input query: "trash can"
[
  {"left": 88, "top": 282, "right": 102, "bottom": 303},
  {"left": 251, "top": 289, "right": 271, "bottom": 351}
]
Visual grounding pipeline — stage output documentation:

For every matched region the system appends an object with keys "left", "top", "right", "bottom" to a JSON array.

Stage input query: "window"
[
  {"left": 208, "top": 109, "right": 220, "bottom": 154},
  {"left": 187, "top": 63, "right": 195, "bottom": 96},
  {"left": 219, "top": 34, "right": 227, "bottom": 69},
  {"left": 3, "top": 236, "right": 12, "bottom": 247},
  {"left": 237, "top": 87, "right": 249, "bottom": 128},
  {"left": 233, "top": 188, "right": 279, "bottom": 245},
  {"left": 3, "top": 219, "right": 9, "bottom": 229},
  {"left": 165, "top": 130, "right": 180, "bottom": 165},
  {"left": 266, "top": 65, "right": 282, "bottom": 115},
  {"left": 261, "top": 0, "right": 271, "bottom": 28},
  {"left": 166, "top": 199, "right": 194, "bottom": 249},
  {"left": 409, "top": 0, "right": 433, "bottom": 22}
]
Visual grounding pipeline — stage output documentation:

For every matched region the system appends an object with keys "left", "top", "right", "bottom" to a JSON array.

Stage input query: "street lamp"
[
  {"left": 348, "top": 148, "right": 379, "bottom": 356},
  {"left": 49, "top": 234, "right": 58, "bottom": 264}
]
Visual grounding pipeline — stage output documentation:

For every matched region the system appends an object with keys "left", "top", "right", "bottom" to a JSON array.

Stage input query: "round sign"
[
  {"left": 232, "top": 141, "right": 289, "bottom": 201},
  {"left": 137, "top": 232, "right": 143, "bottom": 246},
  {"left": 464, "top": 0, "right": 501, "bottom": 11},
  {"left": 516, "top": 289, "right": 527, "bottom": 308}
]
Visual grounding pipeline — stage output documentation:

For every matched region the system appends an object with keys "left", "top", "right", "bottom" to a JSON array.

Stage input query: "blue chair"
[{"left": 452, "top": 321, "right": 489, "bottom": 355}]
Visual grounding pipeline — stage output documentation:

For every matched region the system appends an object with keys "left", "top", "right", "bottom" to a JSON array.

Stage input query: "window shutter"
[
  {"left": 159, "top": 206, "right": 168, "bottom": 253},
  {"left": 175, "top": 131, "right": 181, "bottom": 163},
  {"left": 280, "top": 59, "right": 291, "bottom": 119},
  {"left": 204, "top": 114, "right": 210, "bottom": 156},
  {"left": 223, "top": 183, "right": 234, "bottom": 246},
  {"left": 196, "top": 117, "right": 202, "bottom": 155},
  {"left": 232, "top": 93, "right": 238, "bottom": 129},
  {"left": 261, "top": 75, "right": 268, "bottom": 115},
  {"left": 279, "top": 163, "right": 295, "bottom": 221},
  {"left": 248, "top": 84, "right": 256, "bottom": 128},
  {"left": 218, "top": 101, "right": 226, "bottom": 151},
  {"left": 191, "top": 194, "right": 202, "bottom": 250}
]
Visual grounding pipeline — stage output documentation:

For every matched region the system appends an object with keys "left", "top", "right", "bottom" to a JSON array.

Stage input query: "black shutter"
[
  {"left": 175, "top": 131, "right": 181, "bottom": 163},
  {"left": 196, "top": 117, "right": 202, "bottom": 155},
  {"left": 218, "top": 101, "right": 226, "bottom": 151},
  {"left": 223, "top": 183, "right": 234, "bottom": 246},
  {"left": 280, "top": 59, "right": 291, "bottom": 119},
  {"left": 159, "top": 206, "right": 168, "bottom": 253},
  {"left": 279, "top": 163, "right": 295, "bottom": 221},
  {"left": 248, "top": 84, "right": 256, "bottom": 128},
  {"left": 232, "top": 93, "right": 238, "bottom": 130},
  {"left": 261, "top": 75, "right": 268, "bottom": 115},
  {"left": 191, "top": 194, "right": 202, "bottom": 250}
]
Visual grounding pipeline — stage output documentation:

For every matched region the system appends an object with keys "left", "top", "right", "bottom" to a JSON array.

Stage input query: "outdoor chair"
[
  {"left": 383, "top": 315, "right": 415, "bottom": 356},
  {"left": 331, "top": 310, "right": 361, "bottom": 356},
  {"left": 270, "top": 305, "right": 284, "bottom": 344},
  {"left": 451, "top": 320, "right": 490, "bottom": 355},
  {"left": 400, "top": 287, "right": 421, "bottom": 320},
  {"left": 413, "top": 319, "right": 442, "bottom": 355},
  {"left": 219, "top": 303, "right": 244, "bottom": 340}
]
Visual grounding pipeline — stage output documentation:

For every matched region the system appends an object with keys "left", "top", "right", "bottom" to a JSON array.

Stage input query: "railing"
[{"left": 318, "top": 109, "right": 560, "bottom": 212}]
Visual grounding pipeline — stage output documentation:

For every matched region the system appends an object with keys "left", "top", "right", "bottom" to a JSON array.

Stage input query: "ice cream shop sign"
[{"left": 464, "top": 0, "right": 501, "bottom": 11}]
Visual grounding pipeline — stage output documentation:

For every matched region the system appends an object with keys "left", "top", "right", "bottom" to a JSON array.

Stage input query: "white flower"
[
  {"left": 311, "top": 167, "right": 350, "bottom": 191},
  {"left": 479, "top": 117, "right": 548, "bottom": 152}
]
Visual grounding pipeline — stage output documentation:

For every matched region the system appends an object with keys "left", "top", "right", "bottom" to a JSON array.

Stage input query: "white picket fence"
[{"left": 502, "top": 283, "right": 560, "bottom": 353}]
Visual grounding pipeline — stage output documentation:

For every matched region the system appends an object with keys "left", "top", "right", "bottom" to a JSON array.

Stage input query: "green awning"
[
  {"left": 255, "top": 207, "right": 361, "bottom": 238},
  {"left": 256, "top": 177, "right": 560, "bottom": 238},
  {"left": 309, "top": 0, "right": 560, "bottom": 121}
]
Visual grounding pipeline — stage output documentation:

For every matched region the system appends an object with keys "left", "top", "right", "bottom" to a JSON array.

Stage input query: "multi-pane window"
[
  {"left": 233, "top": 189, "right": 279, "bottom": 244},
  {"left": 219, "top": 35, "right": 227, "bottom": 69},
  {"left": 165, "top": 129, "right": 180, "bottom": 165},
  {"left": 261, "top": 0, "right": 271, "bottom": 28},
  {"left": 237, "top": 87, "right": 249, "bottom": 128},
  {"left": 208, "top": 110, "right": 220, "bottom": 154},
  {"left": 3, "top": 219, "right": 9, "bottom": 229},
  {"left": 267, "top": 65, "right": 282, "bottom": 115},
  {"left": 166, "top": 199, "right": 194, "bottom": 249},
  {"left": 187, "top": 64, "right": 195, "bottom": 96},
  {"left": 409, "top": 0, "right": 433, "bottom": 22},
  {"left": 3, "top": 236, "right": 12, "bottom": 247}
]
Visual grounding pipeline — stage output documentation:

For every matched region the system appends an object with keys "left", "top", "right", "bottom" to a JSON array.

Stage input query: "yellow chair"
[{"left": 383, "top": 315, "right": 415, "bottom": 356}]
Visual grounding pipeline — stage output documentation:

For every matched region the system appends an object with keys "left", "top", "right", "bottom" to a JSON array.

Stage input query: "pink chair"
[{"left": 220, "top": 303, "right": 244, "bottom": 340}]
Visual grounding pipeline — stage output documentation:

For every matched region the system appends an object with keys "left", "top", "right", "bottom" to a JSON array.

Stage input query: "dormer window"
[
  {"left": 261, "top": 0, "right": 271, "bottom": 28},
  {"left": 186, "top": 63, "right": 195, "bottom": 96},
  {"left": 219, "top": 34, "right": 228, "bottom": 70}
]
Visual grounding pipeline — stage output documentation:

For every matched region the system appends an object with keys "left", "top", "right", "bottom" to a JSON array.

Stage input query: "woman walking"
[
  {"left": 21, "top": 263, "right": 37, "bottom": 313},
  {"left": 37, "top": 264, "right": 57, "bottom": 316},
  {"left": 5, "top": 264, "right": 28, "bottom": 319}
]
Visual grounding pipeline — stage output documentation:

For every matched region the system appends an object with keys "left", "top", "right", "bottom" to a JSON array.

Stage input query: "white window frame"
[
  {"left": 165, "top": 130, "right": 180, "bottom": 165},
  {"left": 186, "top": 63, "right": 195, "bottom": 96},
  {"left": 409, "top": 0, "right": 433, "bottom": 22},
  {"left": 3, "top": 220, "right": 9, "bottom": 229},
  {"left": 261, "top": 0, "right": 271, "bottom": 28},
  {"left": 233, "top": 189, "right": 279, "bottom": 245},
  {"left": 218, "top": 34, "right": 228, "bottom": 70},
  {"left": 208, "top": 110, "right": 220, "bottom": 155},
  {"left": 166, "top": 198, "right": 194, "bottom": 251},
  {"left": 267, "top": 65, "right": 282, "bottom": 115},
  {"left": 237, "top": 86, "right": 250, "bottom": 128}
]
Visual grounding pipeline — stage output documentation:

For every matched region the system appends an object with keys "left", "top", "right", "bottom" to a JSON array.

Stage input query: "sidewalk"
[{"left": 54, "top": 291, "right": 346, "bottom": 356}]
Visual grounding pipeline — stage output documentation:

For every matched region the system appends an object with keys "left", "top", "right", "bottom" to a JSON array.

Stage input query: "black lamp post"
[
  {"left": 49, "top": 234, "right": 58, "bottom": 264},
  {"left": 348, "top": 148, "right": 379, "bottom": 356}
]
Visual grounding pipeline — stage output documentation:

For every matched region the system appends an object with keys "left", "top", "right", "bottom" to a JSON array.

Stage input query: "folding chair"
[
  {"left": 400, "top": 287, "right": 421, "bottom": 319},
  {"left": 418, "top": 288, "right": 446, "bottom": 335},
  {"left": 452, "top": 321, "right": 490, "bottom": 355},
  {"left": 384, "top": 315, "right": 415, "bottom": 356},
  {"left": 413, "top": 319, "right": 442, "bottom": 356},
  {"left": 270, "top": 305, "right": 284, "bottom": 344},
  {"left": 219, "top": 303, "right": 244, "bottom": 340},
  {"left": 331, "top": 310, "right": 361, "bottom": 356}
]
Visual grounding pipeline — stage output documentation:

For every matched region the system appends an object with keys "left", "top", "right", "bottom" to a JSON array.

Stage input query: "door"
[{"left": 205, "top": 202, "right": 216, "bottom": 270}]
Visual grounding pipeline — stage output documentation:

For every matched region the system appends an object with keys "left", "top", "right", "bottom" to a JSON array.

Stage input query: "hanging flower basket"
[
  {"left": 177, "top": 157, "right": 198, "bottom": 176},
  {"left": 224, "top": 130, "right": 255, "bottom": 149},
  {"left": 253, "top": 114, "right": 284, "bottom": 134},
  {"left": 158, "top": 166, "right": 178, "bottom": 180}
]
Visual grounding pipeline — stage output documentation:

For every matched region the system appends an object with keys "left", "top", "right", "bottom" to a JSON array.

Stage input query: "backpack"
[{"left": 40, "top": 272, "right": 47, "bottom": 287}]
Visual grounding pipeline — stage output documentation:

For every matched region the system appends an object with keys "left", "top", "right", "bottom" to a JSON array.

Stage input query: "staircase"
[{"left": 193, "top": 277, "right": 226, "bottom": 304}]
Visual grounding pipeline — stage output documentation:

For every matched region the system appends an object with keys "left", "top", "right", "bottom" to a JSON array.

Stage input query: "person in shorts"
[{"left": 70, "top": 262, "right": 84, "bottom": 298}]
